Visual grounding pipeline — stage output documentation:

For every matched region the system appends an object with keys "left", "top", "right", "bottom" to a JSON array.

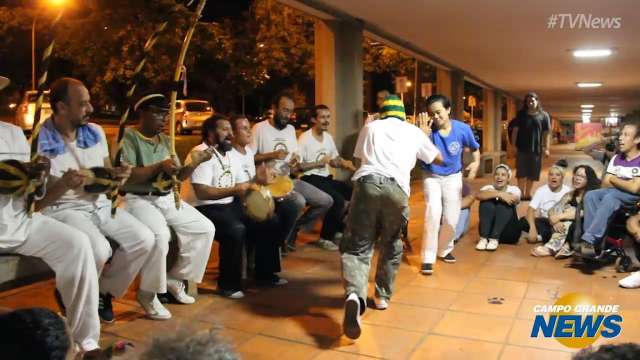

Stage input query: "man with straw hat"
[
  {"left": 341, "top": 94, "right": 442, "bottom": 340},
  {"left": 0, "top": 75, "right": 102, "bottom": 353}
]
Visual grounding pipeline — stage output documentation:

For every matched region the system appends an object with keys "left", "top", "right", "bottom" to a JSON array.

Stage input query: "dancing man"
[{"left": 342, "top": 95, "right": 441, "bottom": 340}]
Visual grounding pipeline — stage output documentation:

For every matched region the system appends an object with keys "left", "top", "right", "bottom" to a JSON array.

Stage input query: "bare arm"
[
  {"left": 461, "top": 194, "right": 475, "bottom": 209},
  {"left": 35, "top": 171, "right": 85, "bottom": 211},
  {"left": 192, "top": 183, "right": 247, "bottom": 201},
  {"left": 526, "top": 206, "right": 538, "bottom": 235},
  {"left": 609, "top": 176, "right": 640, "bottom": 194}
]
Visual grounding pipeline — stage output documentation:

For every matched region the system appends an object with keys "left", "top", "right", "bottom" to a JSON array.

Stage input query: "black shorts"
[{"left": 516, "top": 152, "right": 542, "bottom": 181}]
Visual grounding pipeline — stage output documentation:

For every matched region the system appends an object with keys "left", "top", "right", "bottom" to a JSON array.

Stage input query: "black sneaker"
[
  {"left": 580, "top": 241, "right": 596, "bottom": 259},
  {"left": 98, "top": 293, "right": 115, "bottom": 323},
  {"left": 343, "top": 293, "right": 361, "bottom": 339},
  {"left": 421, "top": 263, "right": 434, "bottom": 275},
  {"left": 54, "top": 289, "right": 66, "bottom": 316},
  {"left": 440, "top": 253, "right": 456, "bottom": 263}
]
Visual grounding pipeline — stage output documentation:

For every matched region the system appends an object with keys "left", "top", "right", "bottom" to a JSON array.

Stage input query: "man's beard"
[
  {"left": 274, "top": 116, "right": 288, "bottom": 130},
  {"left": 218, "top": 140, "right": 232, "bottom": 153}
]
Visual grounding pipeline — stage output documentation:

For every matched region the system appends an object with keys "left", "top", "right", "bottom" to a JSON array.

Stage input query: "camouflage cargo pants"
[{"left": 340, "top": 174, "right": 408, "bottom": 308}]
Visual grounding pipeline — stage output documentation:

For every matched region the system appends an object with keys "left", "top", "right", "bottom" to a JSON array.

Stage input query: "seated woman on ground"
[
  {"left": 500, "top": 160, "right": 572, "bottom": 245},
  {"left": 532, "top": 165, "right": 600, "bottom": 258},
  {"left": 475, "top": 164, "right": 521, "bottom": 251}
]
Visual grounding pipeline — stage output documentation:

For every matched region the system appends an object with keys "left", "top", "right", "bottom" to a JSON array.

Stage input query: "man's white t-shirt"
[
  {"left": 182, "top": 143, "right": 236, "bottom": 206},
  {"left": 229, "top": 146, "right": 256, "bottom": 183},
  {"left": 480, "top": 184, "right": 522, "bottom": 200},
  {"left": 41, "top": 123, "right": 111, "bottom": 212},
  {"left": 352, "top": 118, "right": 440, "bottom": 196},
  {"left": 530, "top": 184, "right": 572, "bottom": 218},
  {"left": 0, "top": 122, "right": 32, "bottom": 246},
  {"left": 250, "top": 120, "right": 298, "bottom": 162},
  {"left": 298, "top": 129, "right": 339, "bottom": 177}
]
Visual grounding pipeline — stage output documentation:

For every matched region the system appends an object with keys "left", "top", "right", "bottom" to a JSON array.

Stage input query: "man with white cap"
[
  {"left": 118, "top": 93, "right": 216, "bottom": 320},
  {"left": 0, "top": 75, "right": 102, "bottom": 353}
]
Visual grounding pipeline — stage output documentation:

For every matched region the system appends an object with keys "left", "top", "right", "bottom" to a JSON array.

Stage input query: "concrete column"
[
  {"left": 477, "top": 88, "right": 506, "bottom": 176},
  {"left": 436, "top": 68, "right": 452, "bottom": 100},
  {"left": 451, "top": 70, "right": 465, "bottom": 121},
  {"left": 314, "top": 19, "right": 363, "bottom": 163}
]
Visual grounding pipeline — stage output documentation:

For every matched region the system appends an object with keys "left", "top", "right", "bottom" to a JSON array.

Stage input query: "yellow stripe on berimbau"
[
  {"left": 38, "top": 73, "right": 47, "bottom": 86},
  {"left": 134, "top": 59, "right": 146, "bottom": 74},
  {"left": 43, "top": 42, "right": 55, "bottom": 58}
]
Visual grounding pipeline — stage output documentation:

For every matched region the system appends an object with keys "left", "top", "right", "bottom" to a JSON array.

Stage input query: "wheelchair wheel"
[{"left": 615, "top": 256, "right": 632, "bottom": 273}]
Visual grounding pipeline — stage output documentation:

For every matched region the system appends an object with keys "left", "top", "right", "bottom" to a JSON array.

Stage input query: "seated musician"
[
  {"left": 228, "top": 114, "right": 303, "bottom": 260},
  {"left": 0, "top": 76, "right": 102, "bottom": 354},
  {"left": 297, "top": 105, "right": 355, "bottom": 250},
  {"left": 118, "top": 94, "right": 216, "bottom": 319},
  {"left": 35, "top": 77, "right": 155, "bottom": 324},
  {"left": 182, "top": 114, "right": 287, "bottom": 300}
]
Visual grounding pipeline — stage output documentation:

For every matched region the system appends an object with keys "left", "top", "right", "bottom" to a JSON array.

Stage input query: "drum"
[
  {"left": 265, "top": 175, "right": 293, "bottom": 199},
  {"left": 243, "top": 184, "right": 275, "bottom": 222}
]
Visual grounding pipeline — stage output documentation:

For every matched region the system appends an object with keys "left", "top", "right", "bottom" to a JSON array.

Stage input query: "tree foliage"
[{"left": 0, "top": 0, "right": 416, "bottom": 113}]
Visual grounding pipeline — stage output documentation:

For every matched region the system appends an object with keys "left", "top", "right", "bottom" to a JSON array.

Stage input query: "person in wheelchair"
[
  {"left": 580, "top": 119, "right": 640, "bottom": 258},
  {"left": 619, "top": 205, "right": 640, "bottom": 288}
]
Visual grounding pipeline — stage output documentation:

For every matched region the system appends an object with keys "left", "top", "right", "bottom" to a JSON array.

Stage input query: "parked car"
[
  {"left": 15, "top": 90, "right": 51, "bottom": 133},
  {"left": 175, "top": 99, "right": 214, "bottom": 134}
]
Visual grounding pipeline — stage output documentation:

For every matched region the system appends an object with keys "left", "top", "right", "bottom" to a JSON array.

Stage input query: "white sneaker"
[
  {"left": 334, "top": 232, "right": 344, "bottom": 242},
  {"left": 137, "top": 291, "right": 172, "bottom": 320},
  {"left": 619, "top": 271, "right": 640, "bottom": 289},
  {"left": 220, "top": 290, "right": 245, "bottom": 299},
  {"left": 373, "top": 297, "right": 388, "bottom": 310},
  {"left": 167, "top": 279, "right": 195, "bottom": 304},
  {"left": 316, "top": 239, "right": 339, "bottom": 251},
  {"left": 343, "top": 293, "right": 361, "bottom": 339},
  {"left": 476, "top": 238, "right": 488, "bottom": 251},
  {"left": 486, "top": 239, "right": 499, "bottom": 251}
]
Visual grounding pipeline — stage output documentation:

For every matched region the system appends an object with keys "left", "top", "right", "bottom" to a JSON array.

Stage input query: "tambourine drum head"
[
  {"left": 267, "top": 176, "right": 293, "bottom": 198},
  {"left": 244, "top": 189, "right": 275, "bottom": 222},
  {"left": 0, "top": 160, "right": 28, "bottom": 195},
  {"left": 84, "top": 167, "right": 117, "bottom": 194}
]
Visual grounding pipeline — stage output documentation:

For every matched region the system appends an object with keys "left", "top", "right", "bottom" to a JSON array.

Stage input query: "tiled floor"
[{"left": 1, "top": 144, "right": 639, "bottom": 359}]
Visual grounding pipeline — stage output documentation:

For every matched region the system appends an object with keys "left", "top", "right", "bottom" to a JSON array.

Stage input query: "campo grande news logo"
[{"left": 530, "top": 292, "right": 623, "bottom": 348}]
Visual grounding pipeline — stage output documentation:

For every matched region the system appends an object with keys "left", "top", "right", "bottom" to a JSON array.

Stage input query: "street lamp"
[{"left": 32, "top": 0, "right": 68, "bottom": 90}]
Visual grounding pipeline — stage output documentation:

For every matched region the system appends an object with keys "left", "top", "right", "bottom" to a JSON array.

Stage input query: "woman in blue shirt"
[{"left": 418, "top": 95, "right": 481, "bottom": 275}]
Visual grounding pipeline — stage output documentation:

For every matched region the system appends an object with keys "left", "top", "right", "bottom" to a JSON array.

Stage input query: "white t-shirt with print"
[
  {"left": 479, "top": 184, "right": 522, "bottom": 200},
  {"left": 250, "top": 120, "right": 298, "bottom": 162},
  {"left": 530, "top": 184, "right": 572, "bottom": 218},
  {"left": 298, "top": 129, "right": 339, "bottom": 177},
  {"left": 41, "top": 123, "right": 111, "bottom": 212},
  {"left": 182, "top": 143, "right": 236, "bottom": 206},
  {"left": 229, "top": 146, "right": 256, "bottom": 183},
  {"left": 352, "top": 118, "right": 440, "bottom": 197}
]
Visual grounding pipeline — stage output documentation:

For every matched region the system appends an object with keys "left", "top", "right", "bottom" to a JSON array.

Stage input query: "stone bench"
[{"left": 0, "top": 229, "right": 199, "bottom": 296}]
